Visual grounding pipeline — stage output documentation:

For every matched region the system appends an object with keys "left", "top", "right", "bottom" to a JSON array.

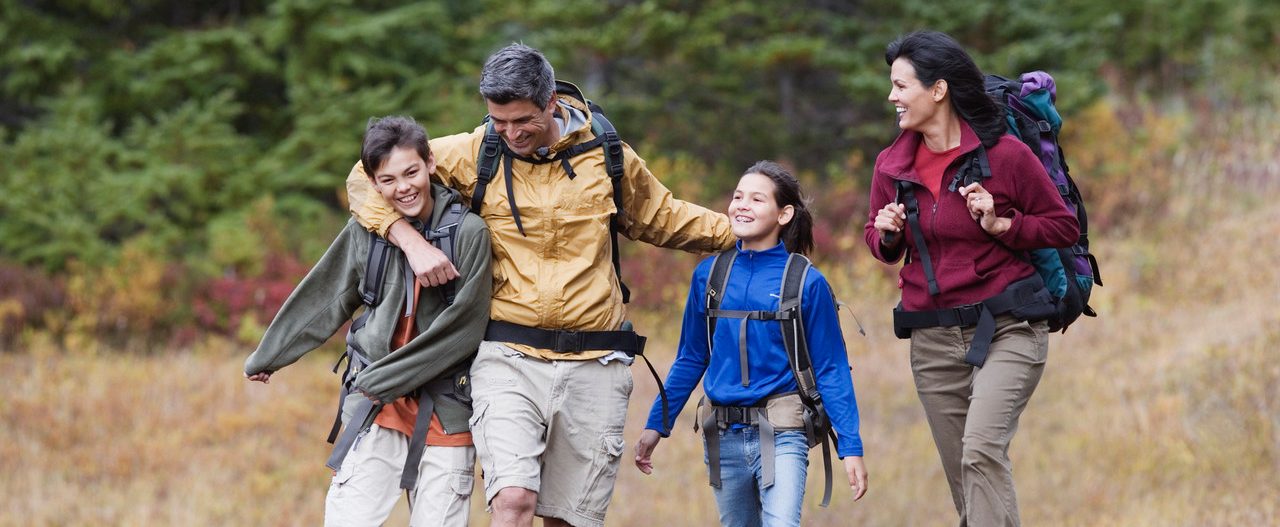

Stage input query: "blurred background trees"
[{"left": 2, "top": 0, "right": 1279, "bottom": 347}]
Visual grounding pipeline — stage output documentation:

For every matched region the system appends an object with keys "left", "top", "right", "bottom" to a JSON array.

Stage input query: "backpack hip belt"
[
  {"left": 483, "top": 320, "right": 645, "bottom": 355},
  {"left": 483, "top": 319, "right": 672, "bottom": 433},
  {"left": 892, "top": 274, "right": 1055, "bottom": 367},
  {"left": 694, "top": 393, "right": 824, "bottom": 500}
]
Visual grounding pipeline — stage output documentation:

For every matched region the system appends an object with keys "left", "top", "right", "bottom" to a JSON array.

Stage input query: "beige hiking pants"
[
  {"left": 325, "top": 424, "right": 475, "bottom": 527},
  {"left": 909, "top": 315, "right": 1049, "bottom": 527}
]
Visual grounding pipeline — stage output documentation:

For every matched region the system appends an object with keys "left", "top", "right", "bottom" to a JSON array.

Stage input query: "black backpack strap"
[
  {"left": 704, "top": 248, "right": 737, "bottom": 358},
  {"left": 325, "top": 396, "right": 382, "bottom": 471},
  {"left": 777, "top": 253, "right": 835, "bottom": 508},
  {"left": 472, "top": 123, "right": 502, "bottom": 215},
  {"left": 896, "top": 180, "right": 940, "bottom": 296},
  {"left": 424, "top": 201, "right": 467, "bottom": 305},
  {"left": 779, "top": 254, "right": 818, "bottom": 403},
  {"left": 593, "top": 110, "right": 631, "bottom": 304},
  {"left": 358, "top": 233, "right": 393, "bottom": 311}
]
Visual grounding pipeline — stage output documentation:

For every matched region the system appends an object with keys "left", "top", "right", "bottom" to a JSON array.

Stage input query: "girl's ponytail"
[{"left": 745, "top": 160, "right": 814, "bottom": 256}]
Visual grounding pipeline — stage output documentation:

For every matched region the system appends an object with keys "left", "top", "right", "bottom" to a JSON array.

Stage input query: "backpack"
[
  {"left": 325, "top": 190, "right": 472, "bottom": 490},
  {"left": 984, "top": 71, "right": 1102, "bottom": 332},
  {"left": 704, "top": 248, "right": 840, "bottom": 507},
  {"left": 892, "top": 71, "right": 1102, "bottom": 334},
  {"left": 471, "top": 80, "right": 632, "bottom": 303}
]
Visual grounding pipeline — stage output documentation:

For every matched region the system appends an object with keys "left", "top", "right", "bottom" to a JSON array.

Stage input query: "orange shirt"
[{"left": 372, "top": 279, "right": 473, "bottom": 447}]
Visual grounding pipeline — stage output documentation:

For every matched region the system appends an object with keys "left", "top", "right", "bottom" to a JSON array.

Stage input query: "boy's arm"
[
  {"left": 244, "top": 221, "right": 366, "bottom": 377},
  {"left": 616, "top": 144, "right": 735, "bottom": 253},
  {"left": 352, "top": 217, "right": 493, "bottom": 403},
  {"left": 346, "top": 162, "right": 459, "bottom": 287}
]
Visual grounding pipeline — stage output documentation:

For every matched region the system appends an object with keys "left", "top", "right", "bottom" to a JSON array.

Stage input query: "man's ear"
[
  {"left": 425, "top": 151, "right": 437, "bottom": 176},
  {"left": 778, "top": 204, "right": 795, "bottom": 226}
]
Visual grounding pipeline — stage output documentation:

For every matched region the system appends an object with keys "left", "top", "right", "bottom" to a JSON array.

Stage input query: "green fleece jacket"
[{"left": 244, "top": 183, "right": 491, "bottom": 432}]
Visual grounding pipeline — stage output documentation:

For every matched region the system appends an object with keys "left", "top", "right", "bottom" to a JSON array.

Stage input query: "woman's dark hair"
[
  {"left": 885, "top": 30, "right": 1005, "bottom": 148},
  {"left": 361, "top": 115, "right": 431, "bottom": 177},
  {"left": 744, "top": 160, "right": 814, "bottom": 256}
]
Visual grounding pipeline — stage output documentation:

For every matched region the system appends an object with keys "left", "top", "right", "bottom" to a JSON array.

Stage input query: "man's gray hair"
[{"left": 479, "top": 43, "right": 556, "bottom": 108}]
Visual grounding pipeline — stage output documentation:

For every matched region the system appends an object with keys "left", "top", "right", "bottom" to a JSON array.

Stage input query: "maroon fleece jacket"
[{"left": 863, "top": 121, "right": 1080, "bottom": 311}]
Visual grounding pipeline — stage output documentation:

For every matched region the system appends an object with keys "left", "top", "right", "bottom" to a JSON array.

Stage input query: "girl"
[
  {"left": 864, "top": 31, "right": 1079, "bottom": 526},
  {"left": 635, "top": 161, "right": 867, "bottom": 527}
]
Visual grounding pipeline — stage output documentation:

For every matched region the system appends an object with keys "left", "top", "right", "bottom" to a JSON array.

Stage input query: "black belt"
[
  {"left": 484, "top": 320, "right": 647, "bottom": 355},
  {"left": 484, "top": 320, "right": 670, "bottom": 432},
  {"left": 894, "top": 275, "right": 1054, "bottom": 367}
]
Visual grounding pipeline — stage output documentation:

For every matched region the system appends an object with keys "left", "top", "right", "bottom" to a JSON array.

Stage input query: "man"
[
  {"left": 345, "top": 44, "right": 734, "bottom": 527},
  {"left": 247, "top": 116, "right": 492, "bottom": 526}
]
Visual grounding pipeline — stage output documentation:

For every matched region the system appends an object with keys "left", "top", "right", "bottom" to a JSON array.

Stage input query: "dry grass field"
[{"left": 3, "top": 106, "right": 1278, "bottom": 526}]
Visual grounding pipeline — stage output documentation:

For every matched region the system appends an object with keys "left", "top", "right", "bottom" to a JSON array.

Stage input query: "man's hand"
[
  {"left": 634, "top": 429, "right": 662, "bottom": 475},
  {"left": 844, "top": 455, "right": 868, "bottom": 501},
  {"left": 386, "top": 219, "right": 459, "bottom": 287}
]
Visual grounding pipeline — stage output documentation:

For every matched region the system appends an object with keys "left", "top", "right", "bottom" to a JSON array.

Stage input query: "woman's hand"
[
  {"left": 959, "top": 182, "right": 1010, "bottom": 236},
  {"left": 844, "top": 455, "right": 868, "bottom": 501},
  {"left": 874, "top": 202, "right": 907, "bottom": 246},
  {"left": 634, "top": 429, "right": 662, "bottom": 475}
]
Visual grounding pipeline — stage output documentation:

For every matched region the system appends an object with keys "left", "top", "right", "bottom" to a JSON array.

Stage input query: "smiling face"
[
  {"left": 888, "top": 57, "right": 946, "bottom": 132},
  {"left": 728, "top": 172, "right": 794, "bottom": 251},
  {"left": 486, "top": 97, "right": 560, "bottom": 156},
  {"left": 371, "top": 146, "right": 436, "bottom": 221}
]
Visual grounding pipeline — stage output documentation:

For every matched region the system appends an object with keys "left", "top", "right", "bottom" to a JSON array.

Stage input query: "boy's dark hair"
[
  {"left": 361, "top": 116, "right": 431, "bottom": 178},
  {"left": 885, "top": 30, "right": 1005, "bottom": 148},
  {"left": 745, "top": 160, "right": 814, "bottom": 256}
]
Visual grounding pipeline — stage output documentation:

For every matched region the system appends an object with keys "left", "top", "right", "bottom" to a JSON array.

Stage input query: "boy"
[{"left": 245, "top": 116, "right": 491, "bottom": 526}]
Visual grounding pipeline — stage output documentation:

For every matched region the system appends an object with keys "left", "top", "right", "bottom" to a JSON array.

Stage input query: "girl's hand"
[
  {"left": 844, "top": 455, "right": 868, "bottom": 501},
  {"left": 634, "top": 429, "right": 662, "bottom": 475},
  {"left": 959, "top": 182, "right": 1010, "bottom": 236},
  {"left": 874, "top": 202, "right": 907, "bottom": 246}
]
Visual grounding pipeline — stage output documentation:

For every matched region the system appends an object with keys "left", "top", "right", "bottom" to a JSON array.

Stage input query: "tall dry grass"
[{"left": 2, "top": 97, "right": 1278, "bottom": 526}]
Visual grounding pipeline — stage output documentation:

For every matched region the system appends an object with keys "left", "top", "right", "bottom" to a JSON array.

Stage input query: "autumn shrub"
[
  {"left": 0, "top": 262, "right": 67, "bottom": 348},
  {"left": 62, "top": 237, "right": 191, "bottom": 350}
]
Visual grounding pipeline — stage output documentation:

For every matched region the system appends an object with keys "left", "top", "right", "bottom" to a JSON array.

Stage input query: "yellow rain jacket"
[{"left": 347, "top": 94, "right": 734, "bottom": 360}]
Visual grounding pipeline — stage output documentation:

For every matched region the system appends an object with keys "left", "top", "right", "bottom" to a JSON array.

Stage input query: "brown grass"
[{"left": 3, "top": 99, "right": 1278, "bottom": 526}]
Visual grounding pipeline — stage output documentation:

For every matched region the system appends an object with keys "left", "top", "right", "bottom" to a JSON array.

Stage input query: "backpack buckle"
[
  {"left": 1037, "top": 120, "right": 1052, "bottom": 133},
  {"left": 553, "top": 330, "right": 583, "bottom": 353}
]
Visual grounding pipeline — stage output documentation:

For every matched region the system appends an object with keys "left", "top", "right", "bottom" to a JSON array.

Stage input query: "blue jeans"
[{"left": 705, "top": 427, "right": 809, "bottom": 527}]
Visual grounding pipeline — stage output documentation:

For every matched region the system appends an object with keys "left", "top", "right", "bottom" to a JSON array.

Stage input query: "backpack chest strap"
[{"left": 706, "top": 308, "right": 795, "bottom": 387}]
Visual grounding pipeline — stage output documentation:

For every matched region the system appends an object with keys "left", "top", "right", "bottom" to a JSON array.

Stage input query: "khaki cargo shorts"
[{"left": 468, "top": 341, "right": 633, "bottom": 527}]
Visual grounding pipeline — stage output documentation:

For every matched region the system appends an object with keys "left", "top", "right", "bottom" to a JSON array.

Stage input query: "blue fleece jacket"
[{"left": 645, "top": 241, "right": 864, "bottom": 457}]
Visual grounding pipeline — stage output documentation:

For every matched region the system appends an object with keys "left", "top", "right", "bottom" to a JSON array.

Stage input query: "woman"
[
  {"left": 637, "top": 161, "right": 867, "bottom": 527},
  {"left": 864, "top": 31, "right": 1078, "bottom": 526}
]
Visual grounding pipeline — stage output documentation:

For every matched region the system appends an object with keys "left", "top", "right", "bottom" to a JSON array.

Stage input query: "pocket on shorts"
[
  {"left": 576, "top": 433, "right": 625, "bottom": 520},
  {"left": 449, "top": 471, "right": 475, "bottom": 496}
]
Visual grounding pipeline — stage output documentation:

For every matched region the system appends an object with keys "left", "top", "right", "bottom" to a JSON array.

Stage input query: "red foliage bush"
[
  {"left": 192, "top": 252, "right": 309, "bottom": 337},
  {"left": 0, "top": 263, "right": 67, "bottom": 344}
]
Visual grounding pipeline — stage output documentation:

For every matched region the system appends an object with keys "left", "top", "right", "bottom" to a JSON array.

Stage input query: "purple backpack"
[{"left": 985, "top": 71, "right": 1102, "bottom": 332}]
